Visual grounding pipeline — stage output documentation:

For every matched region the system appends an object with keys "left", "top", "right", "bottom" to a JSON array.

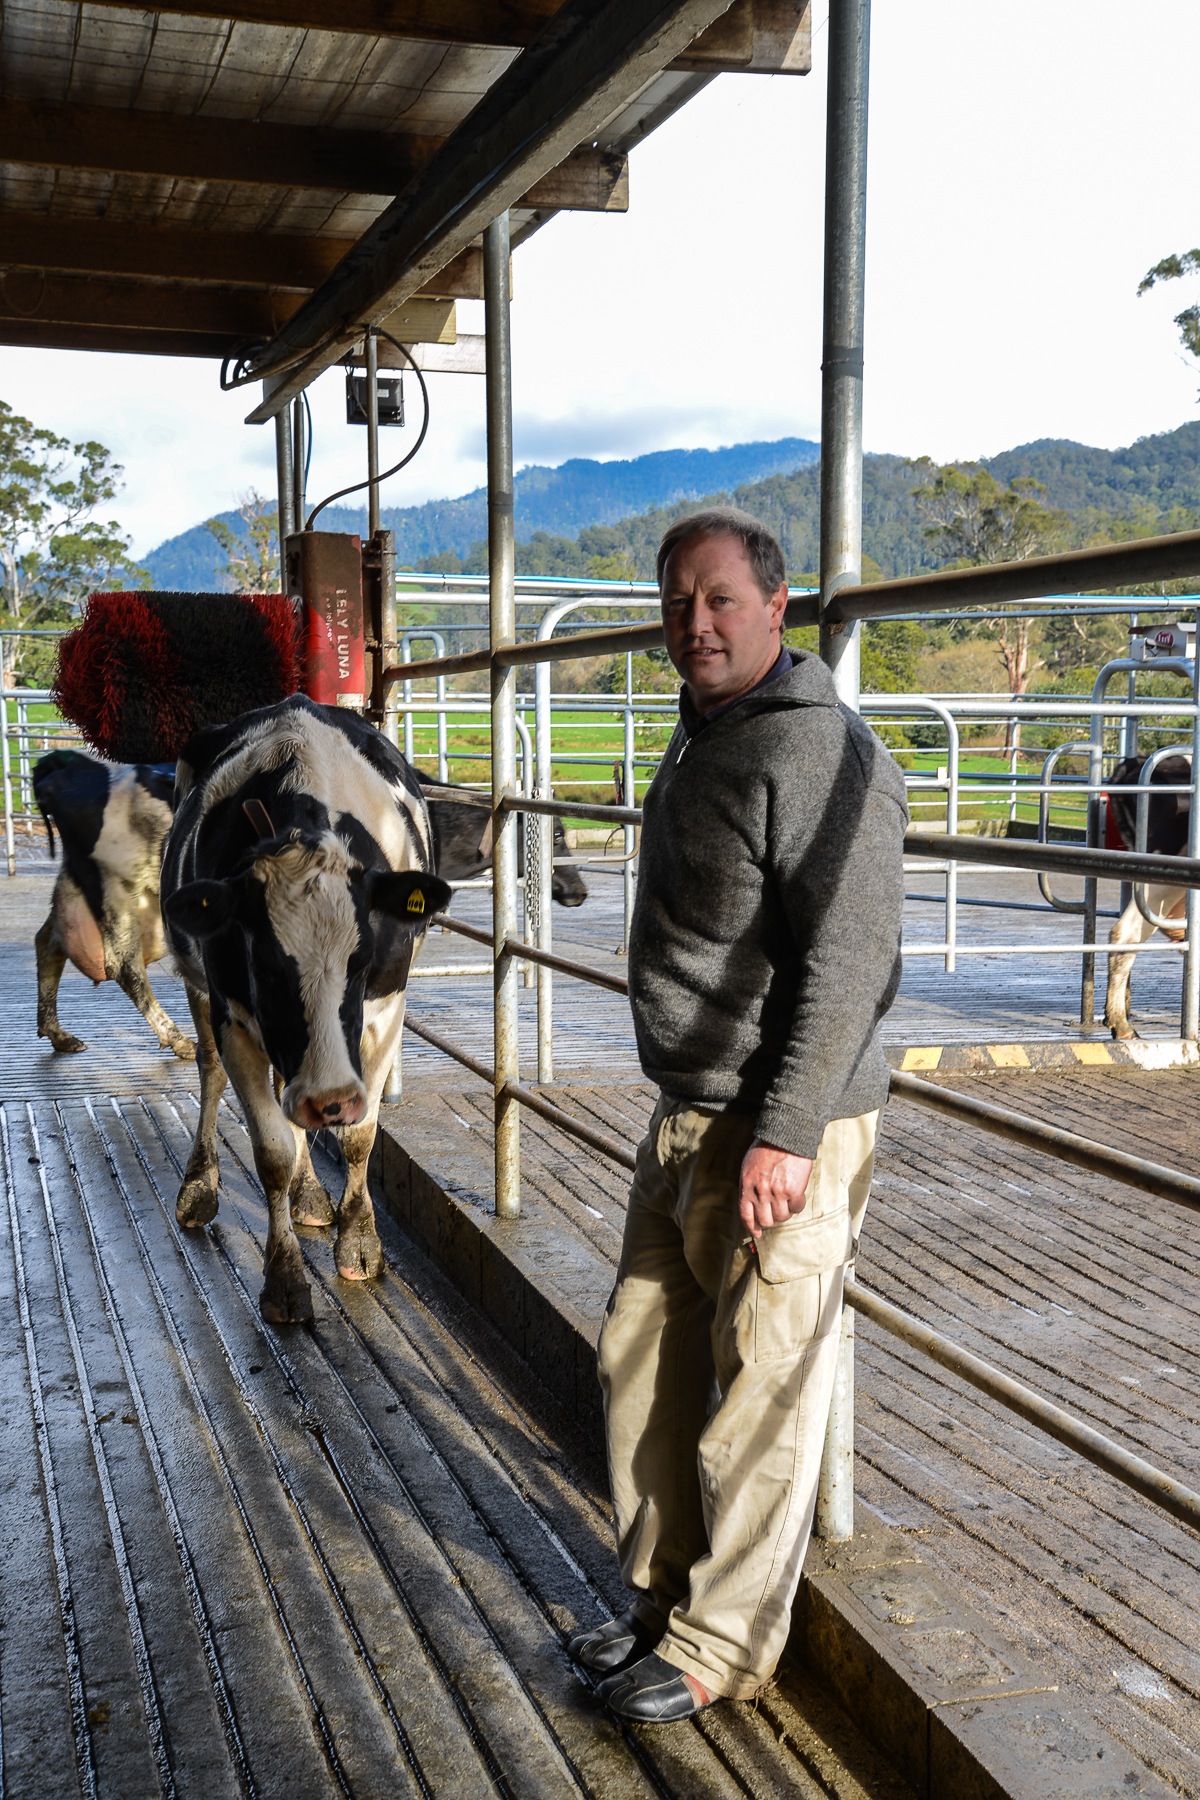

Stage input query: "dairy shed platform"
[
  {"left": 0, "top": 863, "right": 913, "bottom": 1797},
  {"left": 4, "top": 853, "right": 1200, "bottom": 1796}
]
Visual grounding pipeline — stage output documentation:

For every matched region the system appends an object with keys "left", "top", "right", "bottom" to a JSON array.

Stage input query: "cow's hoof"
[
  {"left": 260, "top": 1277, "right": 313, "bottom": 1325},
  {"left": 1108, "top": 1024, "right": 1138, "bottom": 1042},
  {"left": 168, "top": 1034, "right": 197, "bottom": 1062},
  {"left": 335, "top": 1227, "right": 383, "bottom": 1282},
  {"left": 176, "top": 1180, "right": 219, "bottom": 1228},
  {"left": 46, "top": 1031, "right": 86, "bottom": 1054},
  {"left": 290, "top": 1170, "right": 335, "bottom": 1229}
]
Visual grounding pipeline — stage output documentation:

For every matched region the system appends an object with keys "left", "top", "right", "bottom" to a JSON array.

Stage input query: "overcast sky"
[{"left": 3, "top": 0, "right": 1200, "bottom": 556}]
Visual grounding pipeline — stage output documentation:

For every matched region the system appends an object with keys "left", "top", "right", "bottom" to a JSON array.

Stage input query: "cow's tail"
[{"left": 38, "top": 804, "right": 57, "bottom": 859}]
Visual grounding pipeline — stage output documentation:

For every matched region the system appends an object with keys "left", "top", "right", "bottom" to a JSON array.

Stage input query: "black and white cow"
[
  {"left": 161, "top": 696, "right": 451, "bottom": 1324},
  {"left": 1104, "top": 751, "right": 1191, "bottom": 1039},
  {"left": 418, "top": 772, "right": 588, "bottom": 906},
  {"left": 33, "top": 749, "right": 194, "bottom": 1060}
]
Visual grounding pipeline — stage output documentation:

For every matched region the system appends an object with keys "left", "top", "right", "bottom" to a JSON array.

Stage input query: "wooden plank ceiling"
[{"left": 0, "top": 0, "right": 809, "bottom": 370}]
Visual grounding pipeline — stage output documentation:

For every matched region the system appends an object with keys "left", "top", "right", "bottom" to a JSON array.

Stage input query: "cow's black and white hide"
[
  {"left": 417, "top": 771, "right": 588, "bottom": 906},
  {"left": 1104, "top": 752, "right": 1191, "bottom": 1040},
  {"left": 161, "top": 696, "right": 451, "bottom": 1324},
  {"left": 33, "top": 749, "right": 193, "bottom": 1060}
]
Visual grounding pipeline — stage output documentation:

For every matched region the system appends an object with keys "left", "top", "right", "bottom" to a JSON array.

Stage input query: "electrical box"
[
  {"left": 1138, "top": 623, "right": 1196, "bottom": 661},
  {"left": 345, "top": 372, "right": 404, "bottom": 426},
  {"left": 285, "top": 531, "right": 366, "bottom": 711}
]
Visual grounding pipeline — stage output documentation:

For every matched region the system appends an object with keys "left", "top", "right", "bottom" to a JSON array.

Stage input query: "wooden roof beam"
[
  {"left": 0, "top": 270, "right": 306, "bottom": 337},
  {"left": 242, "top": 0, "right": 741, "bottom": 418},
  {"left": 0, "top": 321, "right": 239, "bottom": 359},
  {"left": 0, "top": 215, "right": 487, "bottom": 295},
  {"left": 0, "top": 97, "right": 628, "bottom": 203},
  {"left": 0, "top": 96, "right": 437, "bottom": 193},
  {"left": 73, "top": 0, "right": 810, "bottom": 69}
]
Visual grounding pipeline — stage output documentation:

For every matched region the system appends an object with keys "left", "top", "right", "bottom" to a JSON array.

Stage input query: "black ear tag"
[{"left": 406, "top": 887, "right": 427, "bottom": 915}]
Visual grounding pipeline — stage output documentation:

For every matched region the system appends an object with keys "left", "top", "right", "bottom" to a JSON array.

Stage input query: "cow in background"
[
  {"left": 33, "top": 749, "right": 194, "bottom": 1060},
  {"left": 1104, "top": 751, "right": 1191, "bottom": 1039},
  {"left": 162, "top": 696, "right": 451, "bottom": 1324},
  {"left": 418, "top": 773, "right": 588, "bottom": 905}
]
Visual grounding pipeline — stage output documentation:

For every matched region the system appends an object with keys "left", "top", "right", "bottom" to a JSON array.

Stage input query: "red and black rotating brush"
[{"left": 53, "top": 591, "right": 300, "bottom": 763}]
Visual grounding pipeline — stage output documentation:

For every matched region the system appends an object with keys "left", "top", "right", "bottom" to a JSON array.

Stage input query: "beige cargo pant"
[{"left": 597, "top": 1096, "right": 878, "bottom": 1700}]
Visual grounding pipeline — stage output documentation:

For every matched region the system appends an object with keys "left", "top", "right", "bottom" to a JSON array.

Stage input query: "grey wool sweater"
[{"left": 628, "top": 651, "right": 909, "bottom": 1158}]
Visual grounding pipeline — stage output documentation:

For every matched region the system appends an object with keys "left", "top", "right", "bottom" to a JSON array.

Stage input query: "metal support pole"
[
  {"left": 1184, "top": 610, "right": 1200, "bottom": 1040},
  {"left": 623, "top": 654, "right": 636, "bottom": 951},
  {"left": 817, "top": 0, "right": 870, "bottom": 712},
  {"left": 365, "top": 328, "right": 382, "bottom": 541},
  {"left": 534, "top": 639, "right": 555, "bottom": 1083},
  {"left": 815, "top": 1304, "right": 855, "bottom": 1538},
  {"left": 274, "top": 410, "right": 296, "bottom": 555},
  {"left": 815, "top": 0, "right": 871, "bottom": 1542},
  {"left": 1, "top": 686, "right": 14, "bottom": 876},
  {"left": 486, "top": 212, "right": 521, "bottom": 1219},
  {"left": 291, "top": 396, "right": 306, "bottom": 533}
]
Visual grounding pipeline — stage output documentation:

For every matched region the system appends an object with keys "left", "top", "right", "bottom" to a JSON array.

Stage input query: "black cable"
[
  {"left": 302, "top": 388, "right": 314, "bottom": 489},
  {"left": 305, "top": 329, "right": 431, "bottom": 531}
]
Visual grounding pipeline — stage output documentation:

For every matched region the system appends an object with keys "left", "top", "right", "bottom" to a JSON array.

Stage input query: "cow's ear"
[
  {"left": 366, "top": 870, "right": 452, "bottom": 923},
  {"left": 164, "top": 879, "right": 240, "bottom": 939}
]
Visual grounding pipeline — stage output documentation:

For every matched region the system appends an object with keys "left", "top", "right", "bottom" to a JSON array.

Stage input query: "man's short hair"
[{"left": 656, "top": 507, "right": 787, "bottom": 601}]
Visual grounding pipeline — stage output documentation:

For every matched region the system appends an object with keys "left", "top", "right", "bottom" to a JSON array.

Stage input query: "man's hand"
[{"left": 738, "top": 1140, "right": 814, "bottom": 1240}]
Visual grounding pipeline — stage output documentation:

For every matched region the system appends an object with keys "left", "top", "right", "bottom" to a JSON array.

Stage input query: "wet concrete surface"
[{"left": 0, "top": 1089, "right": 911, "bottom": 1795}]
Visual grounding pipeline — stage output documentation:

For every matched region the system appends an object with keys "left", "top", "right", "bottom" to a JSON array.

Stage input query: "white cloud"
[{"left": 3, "top": 0, "right": 1200, "bottom": 556}]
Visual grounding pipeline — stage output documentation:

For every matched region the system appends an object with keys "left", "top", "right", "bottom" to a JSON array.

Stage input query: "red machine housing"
[{"left": 286, "top": 531, "right": 366, "bottom": 710}]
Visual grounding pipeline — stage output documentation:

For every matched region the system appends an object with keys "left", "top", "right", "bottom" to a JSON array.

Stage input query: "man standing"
[{"left": 569, "top": 508, "right": 907, "bottom": 1722}]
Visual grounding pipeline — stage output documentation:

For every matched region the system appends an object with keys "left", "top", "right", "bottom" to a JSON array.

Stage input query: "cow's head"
[{"left": 165, "top": 830, "right": 449, "bottom": 1129}]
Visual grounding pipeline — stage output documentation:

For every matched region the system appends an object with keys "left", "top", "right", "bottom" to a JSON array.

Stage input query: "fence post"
[
  {"left": 1183, "top": 609, "right": 1200, "bottom": 1041},
  {"left": 485, "top": 211, "right": 521, "bottom": 1219},
  {"left": 1, "top": 685, "right": 14, "bottom": 877},
  {"left": 815, "top": 0, "right": 871, "bottom": 1541},
  {"left": 274, "top": 409, "right": 296, "bottom": 548},
  {"left": 818, "top": 0, "right": 870, "bottom": 714}
]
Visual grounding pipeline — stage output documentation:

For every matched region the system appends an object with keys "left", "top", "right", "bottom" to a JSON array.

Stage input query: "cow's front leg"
[
  {"left": 289, "top": 1130, "right": 336, "bottom": 1228},
  {"left": 35, "top": 913, "right": 85, "bottom": 1053},
  {"left": 110, "top": 945, "right": 195, "bottom": 1061},
  {"left": 177, "top": 984, "right": 227, "bottom": 1226},
  {"left": 219, "top": 1021, "right": 310, "bottom": 1323},
  {"left": 331, "top": 993, "right": 403, "bottom": 1281},
  {"left": 1104, "top": 884, "right": 1182, "bottom": 1040},
  {"left": 333, "top": 1119, "right": 383, "bottom": 1281}
]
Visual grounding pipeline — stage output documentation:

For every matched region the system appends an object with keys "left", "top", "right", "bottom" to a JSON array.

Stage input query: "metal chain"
[{"left": 524, "top": 808, "right": 541, "bottom": 943}]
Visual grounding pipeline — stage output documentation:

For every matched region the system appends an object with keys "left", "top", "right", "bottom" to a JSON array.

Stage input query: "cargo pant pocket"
[{"left": 750, "top": 1208, "right": 853, "bottom": 1361}]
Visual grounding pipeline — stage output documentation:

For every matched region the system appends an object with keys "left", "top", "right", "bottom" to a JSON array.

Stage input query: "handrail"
[
  {"left": 388, "top": 530, "right": 1200, "bottom": 683},
  {"left": 844, "top": 1278, "right": 1200, "bottom": 1533},
  {"left": 404, "top": 996, "right": 1200, "bottom": 1530},
  {"left": 890, "top": 1070, "right": 1200, "bottom": 1213},
  {"left": 493, "top": 791, "right": 1200, "bottom": 888},
  {"left": 402, "top": 1017, "right": 636, "bottom": 1169}
]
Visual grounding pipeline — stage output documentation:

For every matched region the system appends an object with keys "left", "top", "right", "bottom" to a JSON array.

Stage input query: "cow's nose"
[{"left": 293, "top": 1087, "right": 365, "bottom": 1130}]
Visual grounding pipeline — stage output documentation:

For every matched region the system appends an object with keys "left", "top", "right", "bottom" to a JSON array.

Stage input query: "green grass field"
[{"left": 0, "top": 699, "right": 1166, "bottom": 837}]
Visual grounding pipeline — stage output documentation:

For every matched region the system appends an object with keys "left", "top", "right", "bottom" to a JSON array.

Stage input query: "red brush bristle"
[
  {"left": 53, "top": 590, "right": 303, "bottom": 762},
  {"left": 53, "top": 593, "right": 181, "bottom": 761},
  {"left": 242, "top": 592, "right": 301, "bottom": 696}
]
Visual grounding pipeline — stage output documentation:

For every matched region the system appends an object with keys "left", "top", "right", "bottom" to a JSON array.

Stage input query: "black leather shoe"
[
  {"left": 596, "top": 1651, "right": 714, "bottom": 1722},
  {"left": 567, "top": 1609, "right": 661, "bottom": 1675}
]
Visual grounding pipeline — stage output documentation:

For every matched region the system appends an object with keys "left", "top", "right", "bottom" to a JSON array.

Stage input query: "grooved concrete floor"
[
  {"left": 0, "top": 1089, "right": 914, "bottom": 1798},
  {"left": 386, "top": 1068, "right": 1200, "bottom": 1797}
]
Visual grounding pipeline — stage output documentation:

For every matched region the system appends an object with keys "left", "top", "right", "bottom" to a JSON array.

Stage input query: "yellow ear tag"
[{"left": 406, "top": 889, "right": 426, "bottom": 915}]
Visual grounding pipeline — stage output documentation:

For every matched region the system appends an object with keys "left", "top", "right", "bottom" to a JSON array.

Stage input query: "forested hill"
[
  {"left": 480, "top": 420, "right": 1200, "bottom": 583},
  {"left": 145, "top": 419, "right": 1200, "bottom": 589},
  {"left": 143, "top": 436, "right": 820, "bottom": 589}
]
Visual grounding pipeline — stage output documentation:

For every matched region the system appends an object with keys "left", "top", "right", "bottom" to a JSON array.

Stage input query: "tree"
[
  {"left": 205, "top": 488, "right": 280, "bottom": 591},
  {"left": 1138, "top": 248, "right": 1200, "bottom": 367},
  {"left": 910, "top": 460, "right": 1067, "bottom": 737},
  {"left": 0, "top": 399, "right": 147, "bottom": 684}
]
